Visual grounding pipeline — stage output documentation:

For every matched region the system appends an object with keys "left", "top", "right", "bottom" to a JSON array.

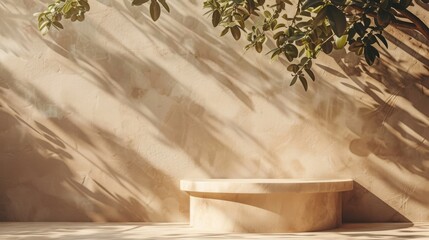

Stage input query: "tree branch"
[
  {"left": 395, "top": 8, "right": 429, "bottom": 40},
  {"left": 348, "top": 5, "right": 429, "bottom": 38}
]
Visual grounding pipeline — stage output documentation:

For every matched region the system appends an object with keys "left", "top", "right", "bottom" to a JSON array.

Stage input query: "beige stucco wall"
[{"left": 0, "top": 0, "right": 428, "bottom": 222}]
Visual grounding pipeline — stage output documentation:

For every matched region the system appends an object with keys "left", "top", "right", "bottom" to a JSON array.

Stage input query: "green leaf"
[
  {"left": 299, "top": 76, "right": 308, "bottom": 91},
  {"left": 287, "top": 32, "right": 306, "bottom": 41},
  {"left": 334, "top": 35, "right": 347, "bottom": 49},
  {"left": 271, "top": 48, "right": 283, "bottom": 59},
  {"left": 247, "top": 0, "right": 256, "bottom": 13},
  {"left": 77, "top": 13, "right": 85, "bottom": 22},
  {"left": 296, "top": 20, "right": 311, "bottom": 29},
  {"left": 354, "top": 22, "right": 366, "bottom": 37},
  {"left": 273, "top": 31, "right": 284, "bottom": 40},
  {"left": 364, "top": 45, "right": 379, "bottom": 66},
  {"left": 362, "top": 15, "right": 370, "bottom": 27},
  {"left": 377, "top": 9, "right": 392, "bottom": 27},
  {"left": 375, "top": 34, "right": 388, "bottom": 48},
  {"left": 326, "top": 5, "right": 346, "bottom": 37},
  {"left": 212, "top": 10, "right": 221, "bottom": 27},
  {"left": 231, "top": 26, "right": 241, "bottom": 40},
  {"left": 53, "top": 21, "right": 64, "bottom": 29},
  {"left": 367, "top": 35, "right": 377, "bottom": 45},
  {"left": 255, "top": 41, "right": 263, "bottom": 53},
  {"left": 305, "top": 59, "right": 312, "bottom": 69},
  {"left": 302, "top": 0, "right": 324, "bottom": 10},
  {"left": 270, "top": 20, "right": 277, "bottom": 30},
  {"left": 287, "top": 64, "right": 296, "bottom": 71},
  {"left": 322, "top": 41, "right": 333, "bottom": 54},
  {"left": 150, "top": 0, "right": 161, "bottom": 21},
  {"left": 347, "top": 27, "right": 356, "bottom": 41},
  {"left": 38, "top": 20, "right": 50, "bottom": 31},
  {"left": 263, "top": 10, "right": 271, "bottom": 18},
  {"left": 274, "top": 23, "right": 286, "bottom": 30},
  {"left": 132, "top": 0, "right": 150, "bottom": 6},
  {"left": 62, "top": 2, "right": 73, "bottom": 14},
  {"left": 312, "top": 6, "right": 327, "bottom": 27},
  {"left": 290, "top": 75, "right": 298, "bottom": 86},
  {"left": 80, "top": 1, "right": 90, "bottom": 11},
  {"left": 299, "top": 11, "right": 311, "bottom": 17},
  {"left": 158, "top": 0, "right": 170, "bottom": 12},
  {"left": 234, "top": 13, "right": 244, "bottom": 21},
  {"left": 305, "top": 68, "right": 315, "bottom": 81},
  {"left": 284, "top": 44, "right": 298, "bottom": 61},
  {"left": 277, "top": 35, "right": 287, "bottom": 46},
  {"left": 220, "top": 27, "right": 229, "bottom": 36},
  {"left": 305, "top": 48, "right": 312, "bottom": 58},
  {"left": 287, "top": 64, "right": 299, "bottom": 73},
  {"left": 36, "top": 12, "right": 45, "bottom": 21},
  {"left": 41, "top": 25, "right": 50, "bottom": 35}
]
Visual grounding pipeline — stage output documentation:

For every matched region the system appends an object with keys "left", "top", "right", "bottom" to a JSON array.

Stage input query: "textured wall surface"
[{"left": 0, "top": 0, "right": 428, "bottom": 222}]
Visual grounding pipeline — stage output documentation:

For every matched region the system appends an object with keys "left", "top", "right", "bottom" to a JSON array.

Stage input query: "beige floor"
[{"left": 0, "top": 223, "right": 429, "bottom": 239}]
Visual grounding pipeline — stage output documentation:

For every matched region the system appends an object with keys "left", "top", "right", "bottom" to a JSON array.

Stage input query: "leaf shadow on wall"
[
  {"left": 327, "top": 28, "right": 429, "bottom": 222},
  {"left": 1, "top": 0, "right": 291, "bottom": 222},
  {"left": 1, "top": 0, "right": 428, "bottom": 223},
  {"left": 89, "top": 1, "right": 429, "bottom": 224},
  {"left": 0, "top": 64, "right": 189, "bottom": 221},
  {"left": 44, "top": 0, "right": 294, "bottom": 178}
]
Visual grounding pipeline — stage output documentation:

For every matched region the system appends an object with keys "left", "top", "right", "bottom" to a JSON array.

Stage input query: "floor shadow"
[{"left": 1, "top": 222, "right": 429, "bottom": 239}]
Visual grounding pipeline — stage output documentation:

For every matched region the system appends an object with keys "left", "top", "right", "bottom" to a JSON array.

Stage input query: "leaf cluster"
[
  {"left": 132, "top": 0, "right": 170, "bottom": 21},
  {"left": 36, "top": 0, "right": 89, "bottom": 35},
  {"left": 36, "top": 0, "right": 429, "bottom": 91}
]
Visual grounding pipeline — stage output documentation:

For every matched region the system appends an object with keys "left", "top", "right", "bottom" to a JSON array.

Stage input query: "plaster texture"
[
  {"left": 0, "top": 0, "right": 428, "bottom": 222},
  {"left": 181, "top": 179, "right": 352, "bottom": 232}
]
